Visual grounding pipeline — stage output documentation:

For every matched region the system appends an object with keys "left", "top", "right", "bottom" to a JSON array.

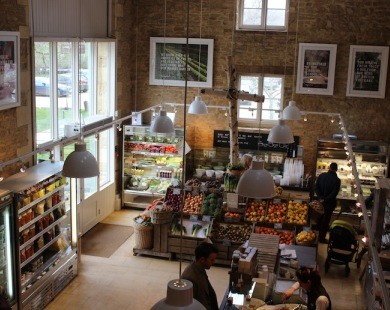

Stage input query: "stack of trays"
[{"left": 248, "top": 233, "right": 279, "bottom": 273}]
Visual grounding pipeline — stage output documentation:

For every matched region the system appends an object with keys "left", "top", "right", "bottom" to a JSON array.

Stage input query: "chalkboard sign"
[{"left": 213, "top": 130, "right": 299, "bottom": 152}]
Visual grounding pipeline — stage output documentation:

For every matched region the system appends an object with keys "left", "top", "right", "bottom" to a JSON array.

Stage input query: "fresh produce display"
[
  {"left": 253, "top": 227, "right": 294, "bottom": 245},
  {"left": 171, "top": 218, "right": 187, "bottom": 235},
  {"left": 275, "top": 186, "right": 283, "bottom": 196},
  {"left": 125, "top": 176, "right": 150, "bottom": 190},
  {"left": 204, "top": 180, "right": 222, "bottom": 191},
  {"left": 145, "top": 198, "right": 171, "bottom": 211},
  {"left": 147, "top": 179, "right": 172, "bottom": 194},
  {"left": 211, "top": 223, "right": 252, "bottom": 243},
  {"left": 224, "top": 173, "right": 240, "bottom": 192},
  {"left": 245, "top": 200, "right": 267, "bottom": 222},
  {"left": 201, "top": 193, "right": 223, "bottom": 217},
  {"left": 133, "top": 214, "right": 151, "bottom": 225},
  {"left": 296, "top": 230, "right": 317, "bottom": 244},
  {"left": 224, "top": 212, "right": 242, "bottom": 222},
  {"left": 124, "top": 143, "right": 178, "bottom": 154},
  {"left": 183, "top": 192, "right": 204, "bottom": 214},
  {"left": 266, "top": 201, "right": 287, "bottom": 223},
  {"left": 286, "top": 201, "right": 308, "bottom": 225},
  {"left": 191, "top": 224, "right": 203, "bottom": 236},
  {"left": 185, "top": 178, "right": 202, "bottom": 188},
  {"left": 164, "top": 186, "right": 183, "bottom": 212}
]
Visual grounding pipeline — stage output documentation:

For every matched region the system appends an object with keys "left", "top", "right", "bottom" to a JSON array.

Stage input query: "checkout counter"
[{"left": 219, "top": 244, "right": 317, "bottom": 309}]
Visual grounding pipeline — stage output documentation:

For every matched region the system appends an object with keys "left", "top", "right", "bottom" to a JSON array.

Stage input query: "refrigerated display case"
[
  {"left": 122, "top": 125, "right": 184, "bottom": 208},
  {"left": 0, "top": 190, "right": 17, "bottom": 309},
  {"left": 316, "top": 138, "right": 388, "bottom": 200},
  {"left": 0, "top": 161, "right": 78, "bottom": 310}
]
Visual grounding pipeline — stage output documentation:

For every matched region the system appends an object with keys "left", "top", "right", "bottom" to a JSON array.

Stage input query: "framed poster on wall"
[
  {"left": 149, "top": 37, "right": 214, "bottom": 88},
  {"left": 0, "top": 31, "right": 20, "bottom": 110},
  {"left": 346, "top": 45, "right": 389, "bottom": 98},
  {"left": 296, "top": 43, "right": 337, "bottom": 96}
]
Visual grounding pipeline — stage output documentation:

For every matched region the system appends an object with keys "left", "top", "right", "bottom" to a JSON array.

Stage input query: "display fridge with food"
[
  {"left": 0, "top": 189, "right": 17, "bottom": 309},
  {"left": 122, "top": 125, "right": 185, "bottom": 208},
  {"left": 0, "top": 161, "right": 78, "bottom": 310}
]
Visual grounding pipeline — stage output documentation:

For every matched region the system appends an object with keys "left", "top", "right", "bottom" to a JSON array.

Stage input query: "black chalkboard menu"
[{"left": 213, "top": 130, "right": 299, "bottom": 152}]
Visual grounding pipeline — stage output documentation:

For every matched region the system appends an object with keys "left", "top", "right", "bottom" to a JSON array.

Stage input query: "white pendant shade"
[
  {"left": 236, "top": 161, "right": 276, "bottom": 199},
  {"left": 62, "top": 142, "right": 99, "bottom": 178},
  {"left": 282, "top": 101, "right": 301, "bottom": 120},
  {"left": 188, "top": 96, "right": 208, "bottom": 114},
  {"left": 151, "top": 279, "right": 206, "bottom": 310},
  {"left": 268, "top": 119, "right": 294, "bottom": 144},
  {"left": 150, "top": 110, "right": 175, "bottom": 134}
]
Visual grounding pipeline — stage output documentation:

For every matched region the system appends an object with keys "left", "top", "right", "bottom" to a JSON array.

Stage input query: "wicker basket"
[
  {"left": 133, "top": 222, "right": 153, "bottom": 249},
  {"left": 150, "top": 210, "right": 173, "bottom": 224}
]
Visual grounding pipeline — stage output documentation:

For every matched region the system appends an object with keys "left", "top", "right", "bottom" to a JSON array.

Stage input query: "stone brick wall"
[
  {"left": 118, "top": 0, "right": 390, "bottom": 177},
  {"left": 0, "top": 0, "right": 32, "bottom": 176}
]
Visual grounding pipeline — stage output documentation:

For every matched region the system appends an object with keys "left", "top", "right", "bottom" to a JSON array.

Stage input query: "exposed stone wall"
[
  {"left": 0, "top": 0, "right": 32, "bottom": 176},
  {"left": 121, "top": 0, "right": 390, "bottom": 177}
]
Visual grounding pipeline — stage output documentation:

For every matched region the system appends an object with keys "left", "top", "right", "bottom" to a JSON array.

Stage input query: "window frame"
[
  {"left": 33, "top": 38, "right": 116, "bottom": 199},
  {"left": 237, "top": 0, "right": 289, "bottom": 32},
  {"left": 237, "top": 73, "right": 285, "bottom": 127}
]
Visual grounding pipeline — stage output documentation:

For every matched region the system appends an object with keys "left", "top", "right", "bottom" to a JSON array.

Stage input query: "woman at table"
[{"left": 282, "top": 266, "right": 331, "bottom": 310}]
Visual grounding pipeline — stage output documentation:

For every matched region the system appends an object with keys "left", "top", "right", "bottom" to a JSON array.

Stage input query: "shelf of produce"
[
  {"left": 123, "top": 189, "right": 165, "bottom": 197},
  {"left": 20, "top": 233, "right": 63, "bottom": 268},
  {"left": 19, "top": 215, "right": 67, "bottom": 251},
  {"left": 19, "top": 201, "right": 65, "bottom": 233},
  {"left": 131, "top": 151, "right": 179, "bottom": 157},
  {"left": 18, "top": 185, "right": 65, "bottom": 215}
]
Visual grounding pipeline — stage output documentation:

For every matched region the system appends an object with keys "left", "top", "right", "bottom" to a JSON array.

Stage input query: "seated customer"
[
  {"left": 181, "top": 242, "right": 219, "bottom": 310},
  {"left": 282, "top": 267, "right": 331, "bottom": 310}
]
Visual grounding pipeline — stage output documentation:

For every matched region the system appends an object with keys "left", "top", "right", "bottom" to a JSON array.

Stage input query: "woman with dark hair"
[{"left": 282, "top": 267, "right": 331, "bottom": 310}]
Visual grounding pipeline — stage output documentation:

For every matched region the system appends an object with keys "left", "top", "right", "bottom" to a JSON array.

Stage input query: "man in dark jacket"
[
  {"left": 315, "top": 162, "right": 341, "bottom": 243},
  {"left": 181, "top": 242, "right": 219, "bottom": 310}
]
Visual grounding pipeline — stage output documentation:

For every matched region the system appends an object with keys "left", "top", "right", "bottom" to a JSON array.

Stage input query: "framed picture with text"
[
  {"left": 346, "top": 45, "right": 389, "bottom": 98},
  {"left": 296, "top": 43, "right": 337, "bottom": 96},
  {"left": 0, "top": 31, "right": 20, "bottom": 110},
  {"left": 149, "top": 37, "right": 214, "bottom": 88}
]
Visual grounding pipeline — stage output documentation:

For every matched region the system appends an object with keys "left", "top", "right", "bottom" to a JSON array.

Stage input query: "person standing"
[
  {"left": 315, "top": 162, "right": 341, "bottom": 243},
  {"left": 181, "top": 242, "right": 219, "bottom": 310},
  {"left": 282, "top": 267, "right": 331, "bottom": 310}
]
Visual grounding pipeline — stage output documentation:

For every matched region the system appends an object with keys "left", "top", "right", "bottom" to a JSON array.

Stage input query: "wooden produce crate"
[
  {"left": 210, "top": 222, "right": 253, "bottom": 244},
  {"left": 168, "top": 236, "right": 204, "bottom": 255},
  {"left": 212, "top": 240, "right": 242, "bottom": 261},
  {"left": 244, "top": 199, "right": 268, "bottom": 223},
  {"left": 153, "top": 223, "right": 170, "bottom": 253}
]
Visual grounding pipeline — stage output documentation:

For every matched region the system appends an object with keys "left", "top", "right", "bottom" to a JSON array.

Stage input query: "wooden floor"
[{"left": 46, "top": 209, "right": 367, "bottom": 309}]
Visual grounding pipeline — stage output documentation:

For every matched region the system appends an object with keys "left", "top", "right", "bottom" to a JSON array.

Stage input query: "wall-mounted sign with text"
[{"left": 213, "top": 130, "right": 299, "bottom": 152}]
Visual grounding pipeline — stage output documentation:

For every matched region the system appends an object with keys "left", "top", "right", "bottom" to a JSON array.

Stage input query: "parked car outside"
[
  {"left": 35, "top": 77, "right": 71, "bottom": 97},
  {"left": 58, "top": 73, "right": 88, "bottom": 92}
]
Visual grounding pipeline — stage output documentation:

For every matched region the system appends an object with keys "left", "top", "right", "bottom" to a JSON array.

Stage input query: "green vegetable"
[{"left": 192, "top": 224, "right": 203, "bottom": 236}]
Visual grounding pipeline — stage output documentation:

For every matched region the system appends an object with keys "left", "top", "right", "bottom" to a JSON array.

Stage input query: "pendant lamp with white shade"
[
  {"left": 151, "top": 279, "right": 206, "bottom": 310},
  {"left": 267, "top": 119, "right": 294, "bottom": 144},
  {"left": 62, "top": 142, "right": 99, "bottom": 178},
  {"left": 188, "top": 96, "right": 208, "bottom": 114},
  {"left": 150, "top": 110, "right": 175, "bottom": 134},
  {"left": 282, "top": 101, "right": 301, "bottom": 120},
  {"left": 236, "top": 160, "right": 276, "bottom": 199}
]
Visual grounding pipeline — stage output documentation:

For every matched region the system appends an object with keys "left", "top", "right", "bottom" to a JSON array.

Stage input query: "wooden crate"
[
  {"left": 168, "top": 236, "right": 203, "bottom": 255},
  {"left": 153, "top": 223, "right": 170, "bottom": 253}
]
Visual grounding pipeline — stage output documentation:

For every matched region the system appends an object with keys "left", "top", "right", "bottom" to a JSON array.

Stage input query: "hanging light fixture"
[
  {"left": 150, "top": 109, "right": 175, "bottom": 134},
  {"left": 268, "top": 119, "right": 294, "bottom": 144},
  {"left": 188, "top": 96, "right": 208, "bottom": 114},
  {"left": 62, "top": 142, "right": 99, "bottom": 178},
  {"left": 152, "top": 1, "right": 204, "bottom": 308},
  {"left": 282, "top": 100, "right": 301, "bottom": 120},
  {"left": 151, "top": 279, "right": 205, "bottom": 310},
  {"left": 236, "top": 161, "right": 276, "bottom": 198}
]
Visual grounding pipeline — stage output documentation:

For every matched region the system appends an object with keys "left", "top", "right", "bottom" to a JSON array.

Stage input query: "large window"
[
  {"left": 237, "top": 0, "right": 288, "bottom": 31},
  {"left": 34, "top": 39, "right": 116, "bottom": 196},
  {"left": 238, "top": 74, "right": 284, "bottom": 126}
]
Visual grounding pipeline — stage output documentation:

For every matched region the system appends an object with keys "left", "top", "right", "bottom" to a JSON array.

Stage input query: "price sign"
[
  {"left": 135, "top": 217, "right": 144, "bottom": 224},
  {"left": 190, "top": 215, "right": 198, "bottom": 221},
  {"left": 274, "top": 223, "right": 282, "bottom": 230},
  {"left": 273, "top": 198, "right": 281, "bottom": 203},
  {"left": 171, "top": 180, "right": 179, "bottom": 187},
  {"left": 192, "top": 189, "right": 199, "bottom": 196},
  {"left": 202, "top": 215, "right": 211, "bottom": 222},
  {"left": 303, "top": 226, "right": 311, "bottom": 231},
  {"left": 173, "top": 188, "right": 181, "bottom": 195},
  {"left": 223, "top": 239, "right": 232, "bottom": 246},
  {"left": 294, "top": 199, "right": 302, "bottom": 203}
]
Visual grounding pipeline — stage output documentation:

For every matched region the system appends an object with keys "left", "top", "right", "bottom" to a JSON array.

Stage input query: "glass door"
[{"left": 0, "top": 192, "right": 17, "bottom": 308}]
